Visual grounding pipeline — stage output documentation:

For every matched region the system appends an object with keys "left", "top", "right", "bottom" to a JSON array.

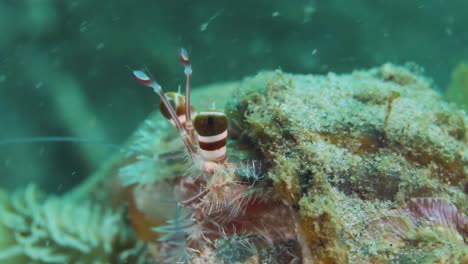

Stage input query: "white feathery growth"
[
  {"left": 0, "top": 185, "right": 125, "bottom": 263},
  {"left": 237, "top": 160, "right": 265, "bottom": 184},
  {"left": 118, "top": 117, "right": 187, "bottom": 186}
]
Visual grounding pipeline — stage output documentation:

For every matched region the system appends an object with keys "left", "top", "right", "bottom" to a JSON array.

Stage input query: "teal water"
[{"left": 0, "top": 0, "right": 467, "bottom": 192}]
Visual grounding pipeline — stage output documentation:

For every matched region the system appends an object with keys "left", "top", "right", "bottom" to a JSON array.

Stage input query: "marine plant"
[{"left": 0, "top": 185, "right": 127, "bottom": 263}]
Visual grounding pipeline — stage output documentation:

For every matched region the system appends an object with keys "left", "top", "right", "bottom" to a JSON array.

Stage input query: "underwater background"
[
  {"left": 0, "top": 0, "right": 467, "bottom": 193},
  {"left": 0, "top": 1, "right": 467, "bottom": 263}
]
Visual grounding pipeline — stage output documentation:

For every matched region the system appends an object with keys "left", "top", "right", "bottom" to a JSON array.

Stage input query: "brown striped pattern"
[{"left": 198, "top": 138, "right": 227, "bottom": 151}]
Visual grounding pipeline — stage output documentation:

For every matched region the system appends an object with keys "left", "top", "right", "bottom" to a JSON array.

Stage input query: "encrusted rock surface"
[{"left": 226, "top": 64, "right": 467, "bottom": 262}]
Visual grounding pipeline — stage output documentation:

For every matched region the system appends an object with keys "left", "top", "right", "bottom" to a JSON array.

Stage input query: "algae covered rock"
[
  {"left": 228, "top": 64, "right": 466, "bottom": 203},
  {"left": 226, "top": 63, "right": 467, "bottom": 262}
]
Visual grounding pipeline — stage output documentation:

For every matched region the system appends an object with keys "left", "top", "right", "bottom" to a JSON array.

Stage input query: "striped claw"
[{"left": 194, "top": 111, "right": 228, "bottom": 162}]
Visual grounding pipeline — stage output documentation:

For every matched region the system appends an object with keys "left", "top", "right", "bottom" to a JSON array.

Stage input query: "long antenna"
[{"left": 0, "top": 136, "right": 153, "bottom": 157}]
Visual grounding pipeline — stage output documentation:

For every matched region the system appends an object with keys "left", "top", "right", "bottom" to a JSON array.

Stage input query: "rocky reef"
[
  {"left": 225, "top": 63, "right": 467, "bottom": 262},
  {"left": 1, "top": 64, "right": 466, "bottom": 263}
]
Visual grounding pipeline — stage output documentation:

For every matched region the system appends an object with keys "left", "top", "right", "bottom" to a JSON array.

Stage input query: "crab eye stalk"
[
  {"left": 179, "top": 48, "right": 191, "bottom": 69},
  {"left": 179, "top": 48, "right": 195, "bottom": 142},
  {"left": 194, "top": 111, "right": 228, "bottom": 162},
  {"left": 131, "top": 70, "right": 156, "bottom": 88},
  {"left": 131, "top": 68, "right": 196, "bottom": 157}
]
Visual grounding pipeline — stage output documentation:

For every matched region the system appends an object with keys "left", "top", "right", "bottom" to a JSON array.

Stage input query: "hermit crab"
[
  {"left": 131, "top": 48, "right": 229, "bottom": 173},
  {"left": 125, "top": 49, "right": 302, "bottom": 263}
]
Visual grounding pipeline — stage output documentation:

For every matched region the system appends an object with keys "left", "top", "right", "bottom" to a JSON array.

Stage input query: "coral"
[{"left": 0, "top": 185, "right": 127, "bottom": 264}]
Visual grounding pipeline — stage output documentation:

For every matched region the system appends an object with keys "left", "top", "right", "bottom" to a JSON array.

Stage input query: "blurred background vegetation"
[{"left": 0, "top": 0, "right": 467, "bottom": 193}]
